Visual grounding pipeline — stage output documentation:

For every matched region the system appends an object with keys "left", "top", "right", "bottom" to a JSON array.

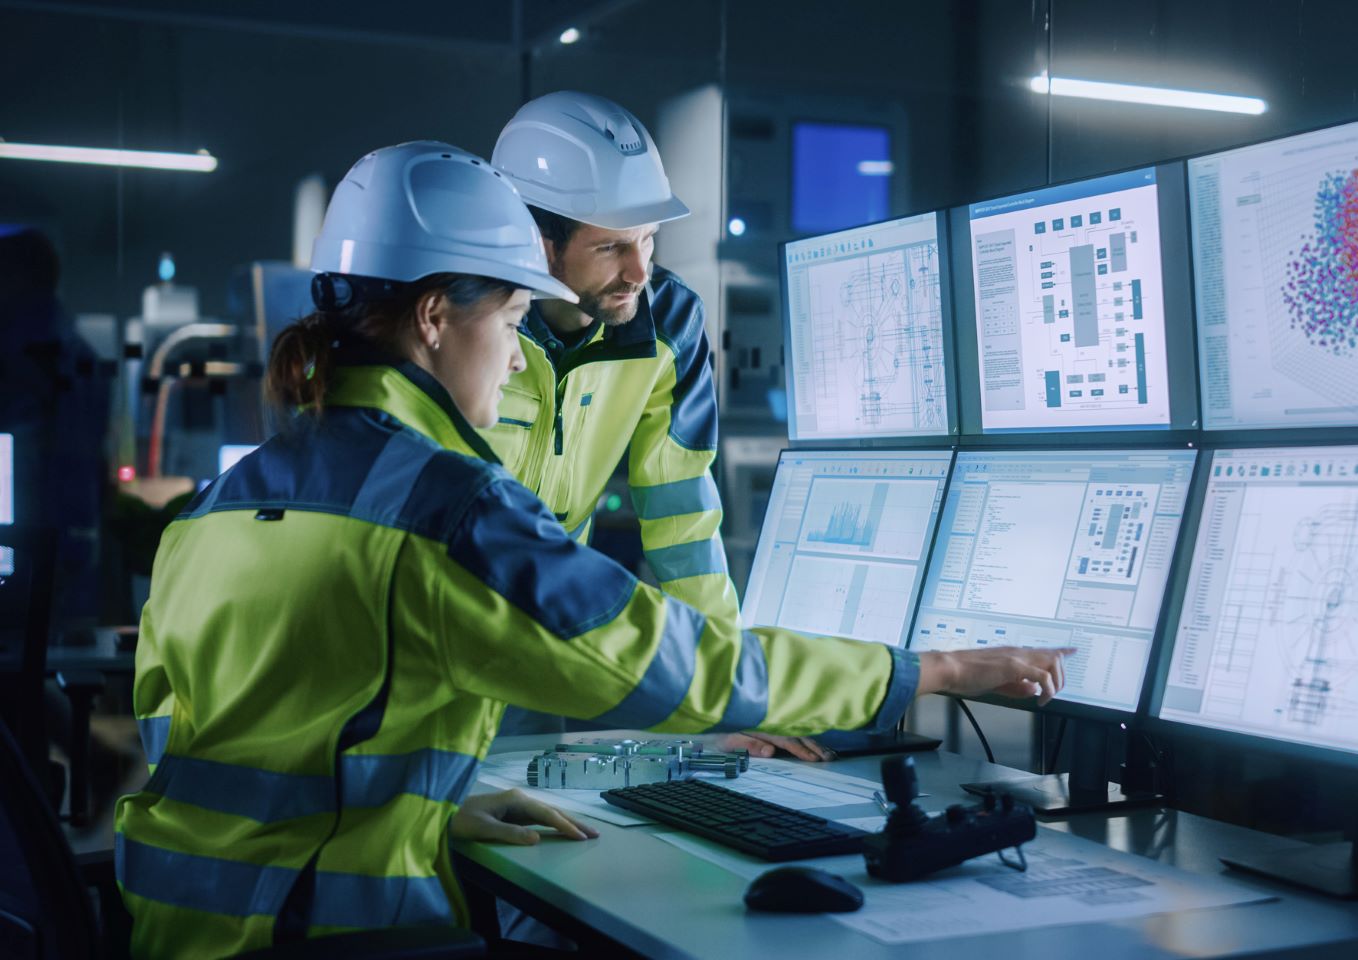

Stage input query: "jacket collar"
[
  {"left": 521, "top": 279, "right": 659, "bottom": 357},
  {"left": 327, "top": 360, "right": 500, "bottom": 465}
]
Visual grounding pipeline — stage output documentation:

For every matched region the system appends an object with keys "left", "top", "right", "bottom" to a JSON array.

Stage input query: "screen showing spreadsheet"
[
  {"left": 911, "top": 449, "right": 1196, "bottom": 712},
  {"left": 965, "top": 168, "right": 1174, "bottom": 432},
  {"left": 1189, "top": 120, "right": 1358, "bottom": 430},
  {"left": 782, "top": 212, "right": 951, "bottom": 440},
  {"left": 1156, "top": 447, "right": 1358, "bottom": 755},
  {"left": 741, "top": 450, "right": 952, "bottom": 647}
]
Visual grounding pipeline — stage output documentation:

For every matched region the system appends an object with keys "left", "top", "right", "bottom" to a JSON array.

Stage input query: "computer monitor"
[
  {"left": 781, "top": 211, "right": 953, "bottom": 441},
  {"left": 911, "top": 448, "right": 1197, "bottom": 714},
  {"left": 791, "top": 122, "right": 892, "bottom": 235},
  {"left": 1151, "top": 444, "right": 1358, "bottom": 896},
  {"left": 1189, "top": 120, "right": 1358, "bottom": 432},
  {"left": 952, "top": 165, "right": 1199, "bottom": 434},
  {"left": 909, "top": 448, "right": 1198, "bottom": 812},
  {"left": 1154, "top": 446, "right": 1358, "bottom": 757},
  {"left": 741, "top": 449, "right": 953, "bottom": 649}
]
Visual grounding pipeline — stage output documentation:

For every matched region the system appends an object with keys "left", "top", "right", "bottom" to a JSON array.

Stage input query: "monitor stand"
[
  {"left": 1221, "top": 815, "right": 1358, "bottom": 900},
  {"left": 814, "top": 727, "right": 942, "bottom": 758},
  {"left": 960, "top": 719, "right": 1163, "bottom": 816}
]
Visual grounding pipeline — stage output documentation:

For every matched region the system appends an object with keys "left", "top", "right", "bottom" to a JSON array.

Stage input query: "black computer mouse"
[{"left": 743, "top": 865, "right": 865, "bottom": 913}]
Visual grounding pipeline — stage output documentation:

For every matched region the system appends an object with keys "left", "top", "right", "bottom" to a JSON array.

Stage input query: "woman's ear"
[{"left": 413, "top": 290, "right": 448, "bottom": 351}]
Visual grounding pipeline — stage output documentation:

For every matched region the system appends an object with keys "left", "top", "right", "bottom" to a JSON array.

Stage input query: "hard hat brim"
[
  {"left": 558, "top": 194, "right": 691, "bottom": 231},
  {"left": 487, "top": 263, "right": 579, "bottom": 303}
]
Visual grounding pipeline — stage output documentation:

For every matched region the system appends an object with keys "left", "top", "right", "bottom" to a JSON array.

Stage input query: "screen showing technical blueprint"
[
  {"left": 741, "top": 450, "right": 952, "bottom": 647},
  {"left": 1158, "top": 447, "right": 1358, "bottom": 755},
  {"left": 783, "top": 212, "right": 951, "bottom": 440},
  {"left": 966, "top": 169, "right": 1173, "bottom": 432},
  {"left": 910, "top": 450, "right": 1196, "bottom": 711},
  {"left": 1190, "top": 120, "right": 1358, "bottom": 431}
]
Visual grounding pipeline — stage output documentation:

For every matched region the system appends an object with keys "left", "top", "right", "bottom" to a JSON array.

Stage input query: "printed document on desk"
[{"left": 656, "top": 825, "right": 1272, "bottom": 945}]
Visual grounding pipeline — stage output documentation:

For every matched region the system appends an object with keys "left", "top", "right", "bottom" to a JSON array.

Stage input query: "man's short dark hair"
[{"left": 528, "top": 206, "right": 582, "bottom": 251}]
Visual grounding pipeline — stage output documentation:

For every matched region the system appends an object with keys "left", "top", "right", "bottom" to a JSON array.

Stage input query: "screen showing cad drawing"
[
  {"left": 1158, "top": 448, "right": 1358, "bottom": 755},
  {"left": 968, "top": 169, "right": 1172, "bottom": 432},
  {"left": 784, "top": 212, "right": 949, "bottom": 440},
  {"left": 741, "top": 450, "right": 952, "bottom": 647},
  {"left": 1190, "top": 121, "right": 1358, "bottom": 430},
  {"left": 911, "top": 450, "right": 1195, "bottom": 711}
]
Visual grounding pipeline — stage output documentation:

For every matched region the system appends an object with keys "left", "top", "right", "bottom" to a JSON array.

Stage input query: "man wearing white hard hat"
[{"left": 488, "top": 92, "right": 829, "bottom": 760}]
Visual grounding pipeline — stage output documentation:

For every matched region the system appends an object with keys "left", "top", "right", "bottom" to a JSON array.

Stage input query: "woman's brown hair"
[{"left": 266, "top": 273, "right": 519, "bottom": 420}]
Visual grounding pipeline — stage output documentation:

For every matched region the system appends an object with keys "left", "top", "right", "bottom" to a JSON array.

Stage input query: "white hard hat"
[
  {"left": 492, "top": 91, "right": 689, "bottom": 230},
  {"left": 311, "top": 141, "right": 577, "bottom": 302}
]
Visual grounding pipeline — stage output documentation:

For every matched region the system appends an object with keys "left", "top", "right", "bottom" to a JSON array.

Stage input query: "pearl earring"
[{"left": 433, "top": 340, "right": 440, "bottom": 351}]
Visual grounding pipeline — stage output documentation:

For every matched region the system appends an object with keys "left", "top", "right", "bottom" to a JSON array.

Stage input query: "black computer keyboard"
[{"left": 601, "top": 778, "right": 870, "bottom": 861}]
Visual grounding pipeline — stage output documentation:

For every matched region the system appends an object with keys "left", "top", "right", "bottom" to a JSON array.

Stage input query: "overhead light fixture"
[
  {"left": 1028, "top": 74, "right": 1267, "bottom": 115},
  {"left": 0, "top": 141, "right": 218, "bottom": 172},
  {"left": 856, "top": 160, "right": 894, "bottom": 176},
  {"left": 558, "top": 27, "right": 581, "bottom": 44},
  {"left": 727, "top": 217, "right": 747, "bottom": 237}
]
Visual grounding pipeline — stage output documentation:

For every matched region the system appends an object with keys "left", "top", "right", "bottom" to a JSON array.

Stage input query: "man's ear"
[{"left": 542, "top": 237, "right": 563, "bottom": 275}]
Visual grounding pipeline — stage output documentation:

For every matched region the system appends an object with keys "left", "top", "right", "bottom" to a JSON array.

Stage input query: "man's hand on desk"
[
  {"left": 715, "top": 732, "right": 836, "bottom": 761},
  {"left": 917, "top": 646, "right": 1077, "bottom": 706},
  {"left": 451, "top": 789, "right": 600, "bottom": 845}
]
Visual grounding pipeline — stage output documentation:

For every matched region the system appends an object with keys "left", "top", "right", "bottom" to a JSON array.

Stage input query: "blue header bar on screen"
[{"left": 970, "top": 168, "right": 1157, "bottom": 220}]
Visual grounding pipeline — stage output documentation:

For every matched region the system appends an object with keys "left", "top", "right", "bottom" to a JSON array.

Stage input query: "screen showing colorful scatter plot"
[{"left": 1190, "top": 119, "right": 1358, "bottom": 430}]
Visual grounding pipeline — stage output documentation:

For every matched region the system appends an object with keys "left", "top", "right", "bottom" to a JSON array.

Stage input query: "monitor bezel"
[
  {"left": 906, "top": 442, "right": 1203, "bottom": 723},
  {"left": 949, "top": 162, "right": 1202, "bottom": 441},
  {"left": 778, "top": 208, "right": 960, "bottom": 445},
  {"left": 1143, "top": 439, "right": 1358, "bottom": 769}
]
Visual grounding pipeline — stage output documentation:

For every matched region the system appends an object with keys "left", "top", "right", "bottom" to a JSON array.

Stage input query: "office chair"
[{"left": 0, "top": 717, "right": 487, "bottom": 958}]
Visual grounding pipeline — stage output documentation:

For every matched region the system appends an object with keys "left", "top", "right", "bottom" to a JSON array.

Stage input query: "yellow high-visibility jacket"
[
  {"left": 114, "top": 360, "right": 918, "bottom": 958},
  {"left": 482, "top": 266, "right": 738, "bottom": 622}
]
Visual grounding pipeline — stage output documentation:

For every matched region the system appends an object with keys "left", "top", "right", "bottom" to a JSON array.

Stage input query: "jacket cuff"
[{"left": 868, "top": 646, "right": 920, "bottom": 733}]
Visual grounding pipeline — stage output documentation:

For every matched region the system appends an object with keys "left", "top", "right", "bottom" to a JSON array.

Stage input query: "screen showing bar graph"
[
  {"left": 741, "top": 450, "right": 952, "bottom": 647},
  {"left": 910, "top": 449, "right": 1196, "bottom": 712}
]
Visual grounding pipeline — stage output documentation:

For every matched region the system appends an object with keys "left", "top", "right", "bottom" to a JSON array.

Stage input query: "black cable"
[
  {"left": 1046, "top": 716, "right": 1068, "bottom": 775},
  {"left": 954, "top": 699, "right": 995, "bottom": 765}
]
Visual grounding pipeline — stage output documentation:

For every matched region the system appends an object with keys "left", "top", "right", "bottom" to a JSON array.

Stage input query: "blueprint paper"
[{"left": 656, "top": 826, "right": 1271, "bottom": 945}]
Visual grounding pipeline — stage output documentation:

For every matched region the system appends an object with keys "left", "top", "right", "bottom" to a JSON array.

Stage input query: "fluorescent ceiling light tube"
[
  {"left": 1028, "top": 75, "right": 1267, "bottom": 115},
  {"left": 0, "top": 141, "right": 218, "bottom": 172},
  {"left": 559, "top": 27, "right": 581, "bottom": 44}
]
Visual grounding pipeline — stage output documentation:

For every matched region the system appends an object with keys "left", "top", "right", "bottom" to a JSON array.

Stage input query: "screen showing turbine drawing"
[
  {"left": 966, "top": 168, "right": 1173, "bottom": 432},
  {"left": 741, "top": 450, "right": 952, "bottom": 647},
  {"left": 910, "top": 449, "right": 1196, "bottom": 712},
  {"left": 1190, "top": 120, "right": 1358, "bottom": 430},
  {"left": 1157, "top": 447, "right": 1358, "bottom": 756},
  {"left": 782, "top": 211, "right": 951, "bottom": 440}
]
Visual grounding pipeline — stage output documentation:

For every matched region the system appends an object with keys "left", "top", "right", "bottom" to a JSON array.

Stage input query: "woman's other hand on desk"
[
  {"left": 715, "top": 732, "right": 836, "bottom": 761},
  {"left": 917, "top": 646, "right": 1077, "bottom": 706},
  {"left": 451, "top": 789, "right": 601, "bottom": 845}
]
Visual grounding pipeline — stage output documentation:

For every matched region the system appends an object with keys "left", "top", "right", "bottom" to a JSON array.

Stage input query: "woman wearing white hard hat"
[{"left": 114, "top": 141, "right": 1071, "bottom": 958}]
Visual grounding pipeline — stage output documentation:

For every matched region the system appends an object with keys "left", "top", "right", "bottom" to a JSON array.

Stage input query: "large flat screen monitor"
[
  {"left": 740, "top": 449, "right": 952, "bottom": 648},
  {"left": 910, "top": 448, "right": 1197, "bottom": 714},
  {"left": 955, "top": 166, "right": 1198, "bottom": 434},
  {"left": 791, "top": 122, "right": 892, "bottom": 235},
  {"left": 1155, "top": 446, "right": 1358, "bottom": 757},
  {"left": 1190, "top": 120, "right": 1358, "bottom": 431},
  {"left": 782, "top": 212, "right": 952, "bottom": 441},
  {"left": 1152, "top": 444, "right": 1358, "bottom": 896}
]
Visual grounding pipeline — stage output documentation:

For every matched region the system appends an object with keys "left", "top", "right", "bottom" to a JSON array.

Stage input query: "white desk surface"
[{"left": 453, "top": 732, "right": 1358, "bottom": 960}]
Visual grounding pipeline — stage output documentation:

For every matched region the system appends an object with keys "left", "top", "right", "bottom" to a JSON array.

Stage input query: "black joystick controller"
[{"left": 863, "top": 755, "right": 1037, "bottom": 883}]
